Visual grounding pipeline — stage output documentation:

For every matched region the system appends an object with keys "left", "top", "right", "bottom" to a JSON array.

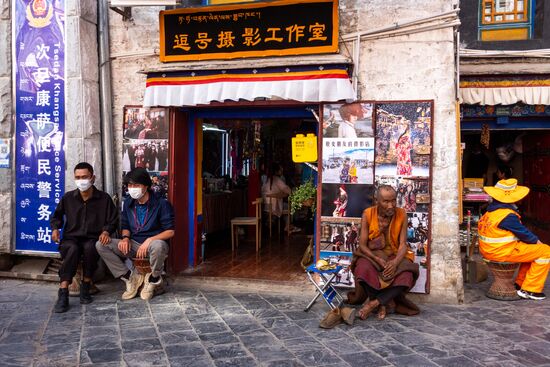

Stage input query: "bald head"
[{"left": 376, "top": 185, "right": 397, "bottom": 217}]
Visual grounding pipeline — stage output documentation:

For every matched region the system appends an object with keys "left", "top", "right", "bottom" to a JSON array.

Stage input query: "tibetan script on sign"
[{"left": 160, "top": 0, "right": 338, "bottom": 62}]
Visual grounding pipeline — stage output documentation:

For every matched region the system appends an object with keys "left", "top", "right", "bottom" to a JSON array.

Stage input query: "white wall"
[{"left": 108, "top": 1, "right": 463, "bottom": 303}]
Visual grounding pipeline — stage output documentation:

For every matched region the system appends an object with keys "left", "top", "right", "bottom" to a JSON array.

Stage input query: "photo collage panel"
[
  {"left": 122, "top": 107, "right": 169, "bottom": 198},
  {"left": 319, "top": 101, "right": 433, "bottom": 294}
]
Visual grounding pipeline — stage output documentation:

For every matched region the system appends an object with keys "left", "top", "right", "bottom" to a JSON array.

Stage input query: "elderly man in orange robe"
[
  {"left": 478, "top": 179, "right": 550, "bottom": 300},
  {"left": 347, "top": 185, "right": 419, "bottom": 319}
]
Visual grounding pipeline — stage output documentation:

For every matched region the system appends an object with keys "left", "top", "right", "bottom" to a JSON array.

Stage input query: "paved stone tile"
[
  {"left": 386, "top": 353, "right": 438, "bottom": 367},
  {"left": 239, "top": 331, "right": 279, "bottom": 348},
  {"left": 156, "top": 320, "right": 193, "bottom": 332},
  {"left": 121, "top": 337, "right": 163, "bottom": 353},
  {"left": 80, "top": 348, "right": 122, "bottom": 364},
  {"left": 165, "top": 342, "right": 208, "bottom": 358},
  {"left": 82, "top": 335, "right": 121, "bottom": 349},
  {"left": 432, "top": 356, "right": 484, "bottom": 367},
  {"left": 214, "top": 357, "right": 258, "bottom": 367},
  {"left": 506, "top": 349, "right": 550, "bottom": 365},
  {"left": 206, "top": 343, "right": 250, "bottom": 360},
  {"left": 293, "top": 347, "right": 344, "bottom": 366},
  {"left": 123, "top": 351, "right": 169, "bottom": 367},
  {"left": 161, "top": 330, "right": 200, "bottom": 345},
  {"left": 247, "top": 344, "right": 295, "bottom": 363},
  {"left": 82, "top": 325, "right": 118, "bottom": 338},
  {"left": 269, "top": 325, "right": 311, "bottom": 340},
  {"left": 193, "top": 321, "right": 231, "bottom": 335},
  {"left": 120, "top": 326, "right": 158, "bottom": 340},
  {"left": 198, "top": 331, "right": 240, "bottom": 346},
  {"left": 170, "top": 357, "right": 215, "bottom": 367},
  {"left": 261, "top": 359, "right": 306, "bottom": 367}
]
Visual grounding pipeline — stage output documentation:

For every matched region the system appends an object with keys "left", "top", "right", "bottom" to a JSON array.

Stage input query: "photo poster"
[
  {"left": 122, "top": 107, "right": 169, "bottom": 198},
  {"left": 319, "top": 217, "right": 361, "bottom": 288},
  {"left": 374, "top": 101, "right": 434, "bottom": 294},
  {"left": 319, "top": 102, "right": 375, "bottom": 288}
]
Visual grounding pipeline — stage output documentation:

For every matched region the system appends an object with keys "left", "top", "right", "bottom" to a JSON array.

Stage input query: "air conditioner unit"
[{"left": 110, "top": 0, "right": 179, "bottom": 6}]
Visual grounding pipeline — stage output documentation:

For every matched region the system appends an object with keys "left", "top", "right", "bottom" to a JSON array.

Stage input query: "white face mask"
[
  {"left": 75, "top": 179, "right": 92, "bottom": 192},
  {"left": 128, "top": 187, "right": 144, "bottom": 200}
]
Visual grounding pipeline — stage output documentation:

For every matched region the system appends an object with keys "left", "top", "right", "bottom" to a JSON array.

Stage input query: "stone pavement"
[{"left": 0, "top": 277, "right": 549, "bottom": 367}]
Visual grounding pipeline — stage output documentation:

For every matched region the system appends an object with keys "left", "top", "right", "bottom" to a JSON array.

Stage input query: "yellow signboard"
[{"left": 292, "top": 133, "right": 317, "bottom": 163}]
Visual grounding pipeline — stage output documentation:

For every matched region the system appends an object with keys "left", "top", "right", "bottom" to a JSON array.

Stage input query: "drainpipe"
[{"left": 98, "top": 0, "right": 116, "bottom": 196}]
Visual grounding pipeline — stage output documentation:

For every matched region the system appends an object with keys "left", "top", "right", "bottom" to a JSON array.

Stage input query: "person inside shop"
[
  {"left": 50, "top": 162, "right": 119, "bottom": 313},
  {"left": 338, "top": 103, "right": 364, "bottom": 138},
  {"left": 478, "top": 178, "right": 550, "bottom": 300},
  {"left": 464, "top": 141, "right": 489, "bottom": 182},
  {"left": 346, "top": 185, "right": 420, "bottom": 320},
  {"left": 96, "top": 168, "right": 174, "bottom": 301},
  {"left": 262, "top": 162, "right": 300, "bottom": 234},
  {"left": 493, "top": 163, "right": 513, "bottom": 183}
]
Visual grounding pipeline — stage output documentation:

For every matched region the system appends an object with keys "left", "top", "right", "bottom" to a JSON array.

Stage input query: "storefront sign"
[
  {"left": 160, "top": 0, "right": 338, "bottom": 62},
  {"left": 14, "top": 0, "right": 66, "bottom": 254},
  {"left": 292, "top": 133, "right": 317, "bottom": 163}
]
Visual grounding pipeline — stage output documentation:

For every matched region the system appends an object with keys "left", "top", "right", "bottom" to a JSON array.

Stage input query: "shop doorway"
[
  {"left": 461, "top": 129, "right": 550, "bottom": 243},
  {"left": 177, "top": 106, "right": 319, "bottom": 281}
]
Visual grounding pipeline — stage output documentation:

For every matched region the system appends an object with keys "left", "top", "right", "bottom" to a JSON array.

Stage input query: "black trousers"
[
  {"left": 58, "top": 238, "right": 99, "bottom": 282},
  {"left": 360, "top": 280, "right": 407, "bottom": 306}
]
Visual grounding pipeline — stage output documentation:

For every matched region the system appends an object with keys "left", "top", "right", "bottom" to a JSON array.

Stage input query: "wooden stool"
[
  {"left": 483, "top": 259, "right": 520, "bottom": 301},
  {"left": 132, "top": 258, "right": 152, "bottom": 275}
]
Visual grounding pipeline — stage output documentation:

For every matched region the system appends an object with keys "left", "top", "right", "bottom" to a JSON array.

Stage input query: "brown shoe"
[
  {"left": 340, "top": 306, "right": 356, "bottom": 326},
  {"left": 319, "top": 308, "right": 342, "bottom": 329}
]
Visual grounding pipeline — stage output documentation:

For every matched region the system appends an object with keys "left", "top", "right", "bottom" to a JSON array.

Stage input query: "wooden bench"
[{"left": 482, "top": 259, "right": 520, "bottom": 301}]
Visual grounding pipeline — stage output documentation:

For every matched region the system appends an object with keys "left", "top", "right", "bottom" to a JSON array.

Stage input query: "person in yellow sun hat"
[{"left": 478, "top": 179, "right": 550, "bottom": 300}]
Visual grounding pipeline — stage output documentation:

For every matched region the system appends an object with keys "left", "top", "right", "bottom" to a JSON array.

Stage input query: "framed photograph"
[
  {"left": 320, "top": 219, "right": 361, "bottom": 253},
  {"left": 322, "top": 138, "right": 374, "bottom": 184},
  {"left": 374, "top": 102, "right": 432, "bottom": 177},
  {"left": 321, "top": 184, "right": 374, "bottom": 218},
  {"left": 124, "top": 107, "right": 169, "bottom": 140},
  {"left": 407, "top": 212, "right": 430, "bottom": 293},
  {"left": 322, "top": 102, "right": 374, "bottom": 138},
  {"left": 122, "top": 139, "right": 169, "bottom": 172},
  {"left": 319, "top": 251, "right": 356, "bottom": 288},
  {"left": 396, "top": 177, "right": 430, "bottom": 213}
]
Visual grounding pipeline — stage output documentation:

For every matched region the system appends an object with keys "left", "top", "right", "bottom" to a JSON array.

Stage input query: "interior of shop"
[
  {"left": 461, "top": 129, "right": 550, "bottom": 244},
  {"left": 190, "top": 117, "right": 318, "bottom": 281}
]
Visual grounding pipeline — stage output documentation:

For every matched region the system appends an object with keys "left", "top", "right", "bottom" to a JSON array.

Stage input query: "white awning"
[
  {"left": 460, "top": 76, "right": 550, "bottom": 105},
  {"left": 143, "top": 64, "right": 356, "bottom": 107}
]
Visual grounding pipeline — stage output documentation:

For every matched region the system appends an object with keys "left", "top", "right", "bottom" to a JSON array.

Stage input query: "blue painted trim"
[
  {"left": 182, "top": 107, "right": 315, "bottom": 119},
  {"left": 461, "top": 118, "right": 550, "bottom": 130},
  {"left": 478, "top": 0, "right": 535, "bottom": 39},
  {"left": 188, "top": 111, "right": 196, "bottom": 268}
]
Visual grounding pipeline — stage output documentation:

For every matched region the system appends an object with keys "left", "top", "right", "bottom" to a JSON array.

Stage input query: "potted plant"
[{"left": 289, "top": 179, "right": 317, "bottom": 216}]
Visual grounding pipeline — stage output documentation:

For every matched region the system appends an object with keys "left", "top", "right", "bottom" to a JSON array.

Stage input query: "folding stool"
[{"left": 304, "top": 264, "right": 344, "bottom": 311}]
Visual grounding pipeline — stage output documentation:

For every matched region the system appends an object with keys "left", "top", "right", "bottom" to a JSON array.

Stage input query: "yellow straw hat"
[{"left": 483, "top": 179, "right": 529, "bottom": 204}]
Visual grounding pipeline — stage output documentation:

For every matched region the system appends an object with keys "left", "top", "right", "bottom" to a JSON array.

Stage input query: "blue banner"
[{"left": 14, "top": 0, "right": 65, "bottom": 253}]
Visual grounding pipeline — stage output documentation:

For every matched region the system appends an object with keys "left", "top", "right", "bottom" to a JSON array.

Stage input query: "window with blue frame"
[{"left": 479, "top": 0, "right": 535, "bottom": 41}]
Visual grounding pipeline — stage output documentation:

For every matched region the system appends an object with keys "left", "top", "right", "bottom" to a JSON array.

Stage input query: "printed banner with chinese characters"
[
  {"left": 160, "top": 0, "right": 338, "bottom": 62},
  {"left": 14, "top": 0, "right": 66, "bottom": 254}
]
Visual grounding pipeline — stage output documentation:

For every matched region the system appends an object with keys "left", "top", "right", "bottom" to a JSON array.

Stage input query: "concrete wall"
[
  {"left": 65, "top": 1, "right": 102, "bottom": 190},
  {"left": 0, "top": 0, "right": 12, "bottom": 252},
  {"left": 340, "top": 0, "right": 463, "bottom": 303},
  {"left": 108, "top": 1, "right": 463, "bottom": 303}
]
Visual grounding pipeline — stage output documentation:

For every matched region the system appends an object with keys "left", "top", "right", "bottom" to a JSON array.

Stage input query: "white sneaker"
[
  {"left": 121, "top": 271, "right": 145, "bottom": 300},
  {"left": 140, "top": 273, "right": 164, "bottom": 300}
]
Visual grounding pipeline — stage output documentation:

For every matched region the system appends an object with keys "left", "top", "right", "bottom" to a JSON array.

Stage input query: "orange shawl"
[{"left": 364, "top": 206, "right": 414, "bottom": 262}]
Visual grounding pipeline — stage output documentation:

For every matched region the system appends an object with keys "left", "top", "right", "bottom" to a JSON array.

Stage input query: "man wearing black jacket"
[{"left": 50, "top": 162, "right": 119, "bottom": 313}]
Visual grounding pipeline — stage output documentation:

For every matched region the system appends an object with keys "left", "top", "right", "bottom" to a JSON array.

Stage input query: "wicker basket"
[
  {"left": 483, "top": 260, "right": 520, "bottom": 301},
  {"left": 132, "top": 258, "right": 152, "bottom": 275}
]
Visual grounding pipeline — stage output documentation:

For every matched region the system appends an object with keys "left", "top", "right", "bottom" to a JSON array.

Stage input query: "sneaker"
[
  {"left": 54, "top": 288, "right": 69, "bottom": 313},
  {"left": 140, "top": 273, "right": 164, "bottom": 300},
  {"left": 121, "top": 271, "right": 145, "bottom": 300},
  {"left": 517, "top": 289, "right": 546, "bottom": 300}
]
